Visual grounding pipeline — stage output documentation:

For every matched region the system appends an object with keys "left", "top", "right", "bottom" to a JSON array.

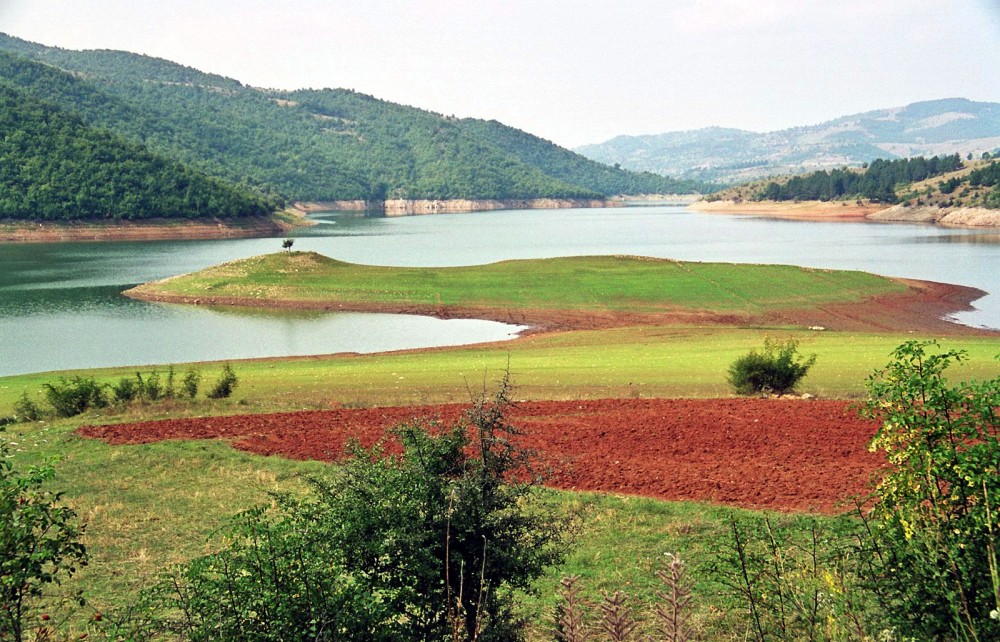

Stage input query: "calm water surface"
[{"left": 1, "top": 206, "right": 997, "bottom": 376}]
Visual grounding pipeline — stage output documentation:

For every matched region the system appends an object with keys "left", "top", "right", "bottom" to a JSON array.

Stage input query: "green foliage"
[
  {"left": 726, "top": 338, "right": 816, "bottom": 395},
  {"left": 0, "top": 80, "right": 277, "bottom": 221},
  {"left": 42, "top": 376, "right": 108, "bottom": 417},
  {"left": 146, "top": 505, "right": 392, "bottom": 642},
  {"left": 137, "top": 376, "right": 567, "bottom": 641},
  {"left": 111, "top": 376, "right": 139, "bottom": 404},
  {"left": 0, "top": 437, "right": 88, "bottom": 642},
  {"left": 859, "top": 340, "right": 1000, "bottom": 640},
  {"left": 709, "top": 513, "right": 881, "bottom": 642},
  {"left": 756, "top": 154, "right": 963, "bottom": 203},
  {"left": 206, "top": 364, "right": 238, "bottom": 399},
  {"left": 181, "top": 369, "right": 200, "bottom": 399},
  {"left": 12, "top": 391, "right": 40, "bottom": 423}
]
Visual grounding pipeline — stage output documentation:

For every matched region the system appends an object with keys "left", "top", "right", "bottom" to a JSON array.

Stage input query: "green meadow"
[
  {"left": 130, "top": 252, "right": 904, "bottom": 315},
  {"left": 3, "top": 253, "right": 999, "bottom": 639}
]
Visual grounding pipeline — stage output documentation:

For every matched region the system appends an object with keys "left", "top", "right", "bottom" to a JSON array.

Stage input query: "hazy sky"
[{"left": 3, "top": 0, "right": 1000, "bottom": 147}]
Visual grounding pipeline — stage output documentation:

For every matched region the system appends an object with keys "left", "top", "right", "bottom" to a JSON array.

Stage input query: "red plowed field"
[{"left": 79, "top": 398, "right": 884, "bottom": 513}]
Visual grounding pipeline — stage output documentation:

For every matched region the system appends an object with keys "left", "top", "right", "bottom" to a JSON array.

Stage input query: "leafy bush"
[
  {"left": 727, "top": 338, "right": 816, "bottom": 396},
  {"left": 147, "top": 375, "right": 567, "bottom": 641},
  {"left": 42, "top": 376, "right": 108, "bottom": 417},
  {"left": 206, "top": 363, "right": 238, "bottom": 399},
  {"left": 0, "top": 437, "right": 88, "bottom": 642},
  {"left": 157, "top": 506, "right": 390, "bottom": 642},
  {"left": 134, "top": 371, "right": 162, "bottom": 402},
  {"left": 12, "top": 391, "right": 41, "bottom": 422},
  {"left": 859, "top": 340, "right": 1000, "bottom": 640},
  {"left": 181, "top": 369, "right": 200, "bottom": 399},
  {"left": 111, "top": 376, "right": 139, "bottom": 404}
]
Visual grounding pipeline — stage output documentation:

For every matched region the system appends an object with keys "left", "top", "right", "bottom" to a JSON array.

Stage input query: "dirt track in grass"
[{"left": 79, "top": 398, "right": 883, "bottom": 514}]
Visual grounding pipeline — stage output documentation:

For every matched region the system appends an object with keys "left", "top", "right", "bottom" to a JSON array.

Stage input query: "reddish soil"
[
  {"left": 126, "top": 271, "right": 994, "bottom": 336},
  {"left": 79, "top": 398, "right": 884, "bottom": 514}
]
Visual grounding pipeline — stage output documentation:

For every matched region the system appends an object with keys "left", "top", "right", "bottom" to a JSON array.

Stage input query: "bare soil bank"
[
  {"left": 0, "top": 215, "right": 293, "bottom": 243},
  {"left": 79, "top": 398, "right": 883, "bottom": 513},
  {"left": 293, "top": 197, "right": 620, "bottom": 216},
  {"left": 690, "top": 199, "right": 1000, "bottom": 228}
]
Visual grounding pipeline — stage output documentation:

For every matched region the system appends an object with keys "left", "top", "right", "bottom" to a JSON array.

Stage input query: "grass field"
[
  {"left": 3, "top": 326, "right": 997, "bottom": 413},
  {"left": 129, "top": 252, "right": 905, "bottom": 315}
]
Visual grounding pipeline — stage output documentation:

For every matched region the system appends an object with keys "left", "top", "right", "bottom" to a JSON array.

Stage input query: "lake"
[{"left": 1, "top": 205, "right": 998, "bottom": 377}]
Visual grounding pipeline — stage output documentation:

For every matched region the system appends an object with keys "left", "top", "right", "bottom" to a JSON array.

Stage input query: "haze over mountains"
[
  {"left": 576, "top": 99, "right": 1000, "bottom": 185},
  {"left": 0, "top": 32, "right": 705, "bottom": 222}
]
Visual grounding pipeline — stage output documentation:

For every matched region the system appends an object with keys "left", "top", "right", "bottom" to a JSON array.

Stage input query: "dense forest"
[
  {"left": 755, "top": 155, "right": 963, "bottom": 203},
  {"left": 0, "top": 83, "right": 276, "bottom": 220},
  {"left": 0, "top": 33, "right": 711, "bottom": 208}
]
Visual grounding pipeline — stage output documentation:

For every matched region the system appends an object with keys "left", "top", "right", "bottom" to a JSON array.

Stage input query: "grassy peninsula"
[{"left": 126, "top": 252, "right": 905, "bottom": 326}]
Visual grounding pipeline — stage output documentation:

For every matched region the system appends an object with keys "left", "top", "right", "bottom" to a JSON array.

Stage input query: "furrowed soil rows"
[{"left": 80, "top": 398, "right": 882, "bottom": 513}]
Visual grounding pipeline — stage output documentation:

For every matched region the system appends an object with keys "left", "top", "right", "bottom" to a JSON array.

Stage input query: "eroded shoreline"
[
  {"left": 124, "top": 276, "right": 994, "bottom": 337},
  {"left": 690, "top": 199, "right": 1000, "bottom": 228}
]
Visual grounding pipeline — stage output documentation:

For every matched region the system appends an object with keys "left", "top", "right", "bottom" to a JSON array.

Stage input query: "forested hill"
[
  {"left": 0, "top": 33, "right": 708, "bottom": 202},
  {"left": 457, "top": 118, "right": 709, "bottom": 195},
  {"left": 0, "top": 82, "right": 276, "bottom": 221}
]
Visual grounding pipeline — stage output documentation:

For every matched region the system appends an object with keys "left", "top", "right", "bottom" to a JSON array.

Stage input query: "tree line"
[{"left": 755, "top": 154, "right": 963, "bottom": 203}]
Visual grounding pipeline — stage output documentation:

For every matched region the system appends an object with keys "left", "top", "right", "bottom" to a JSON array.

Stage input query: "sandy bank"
[
  {"left": 689, "top": 199, "right": 886, "bottom": 221},
  {"left": 292, "top": 197, "right": 618, "bottom": 216},
  {"left": 0, "top": 214, "right": 298, "bottom": 244},
  {"left": 690, "top": 199, "right": 1000, "bottom": 228},
  {"left": 868, "top": 205, "right": 1000, "bottom": 227}
]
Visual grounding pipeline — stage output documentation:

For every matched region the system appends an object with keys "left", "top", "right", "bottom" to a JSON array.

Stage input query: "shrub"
[
  {"left": 42, "top": 376, "right": 108, "bottom": 417},
  {"left": 12, "top": 391, "right": 41, "bottom": 422},
  {"left": 181, "top": 369, "right": 200, "bottom": 399},
  {"left": 858, "top": 340, "right": 1000, "bottom": 640},
  {"left": 111, "top": 376, "right": 139, "bottom": 404},
  {"left": 150, "top": 375, "right": 567, "bottom": 641},
  {"left": 0, "top": 437, "right": 88, "bottom": 642},
  {"left": 727, "top": 338, "right": 816, "bottom": 396},
  {"left": 206, "top": 363, "right": 238, "bottom": 399}
]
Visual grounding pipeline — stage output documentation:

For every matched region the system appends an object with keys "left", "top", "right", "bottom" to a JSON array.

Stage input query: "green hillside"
[
  {"left": 0, "top": 33, "right": 710, "bottom": 202},
  {"left": 0, "top": 82, "right": 276, "bottom": 221},
  {"left": 457, "top": 118, "right": 711, "bottom": 195}
]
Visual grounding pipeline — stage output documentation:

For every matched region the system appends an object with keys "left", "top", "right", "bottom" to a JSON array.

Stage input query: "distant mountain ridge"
[
  {"left": 0, "top": 32, "right": 707, "bottom": 205},
  {"left": 575, "top": 98, "right": 1000, "bottom": 184}
]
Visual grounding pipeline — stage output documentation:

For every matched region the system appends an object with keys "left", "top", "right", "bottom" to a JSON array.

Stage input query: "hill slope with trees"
[
  {"left": 0, "top": 33, "right": 708, "bottom": 203},
  {"left": 0, "top": 82, "right": 276, "bottom": 221}
]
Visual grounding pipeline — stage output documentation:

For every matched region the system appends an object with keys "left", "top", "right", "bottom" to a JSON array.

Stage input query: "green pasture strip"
[
  {"left": 4, "top": 417, "right": 834, "bottom": 640},
  {"left": 133, "top": 252, "right": 904, "bottom": 314},
  {"left": 2, "top": 328, "right": 998, "bottom": 414}
]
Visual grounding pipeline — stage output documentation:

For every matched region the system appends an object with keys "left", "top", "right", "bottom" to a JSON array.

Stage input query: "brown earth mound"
[{"left": 79, "top": 398, "right": 883, "bottom": 514}]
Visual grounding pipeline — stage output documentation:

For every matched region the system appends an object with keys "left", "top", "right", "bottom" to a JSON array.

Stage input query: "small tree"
[
  {"left": 281, "top": 238, "right": 294, "bottom": 252},
  {"left": 727, "top": 338, "right": 816, "bottom": 396},
  {"left": 206, "top": 364, "right": 238, "bottom": 399},
  {"left": 156, "top": 375, "right": 567, "bottom": 642},
  {"left": 0, "top": 438, "right": 87, "bottom": 642},
  {"left": 859, "top": 340, "right": 1000, "bottom": 640},
  {"left": 181, "top": 369, "right": 200, "bottom": 399}
]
